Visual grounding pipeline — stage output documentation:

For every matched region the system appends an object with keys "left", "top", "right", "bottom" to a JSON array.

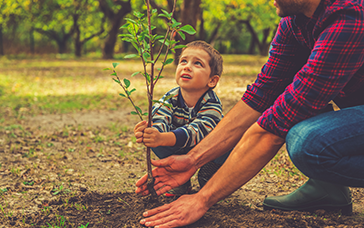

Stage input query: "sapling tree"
[{"left": 105, "top": 0, "right": 196, "bottom": 199}]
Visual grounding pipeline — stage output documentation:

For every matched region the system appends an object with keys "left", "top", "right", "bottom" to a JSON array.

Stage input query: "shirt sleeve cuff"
[{"left": 171, "top": 129, "right": 188, "bottom": 147}]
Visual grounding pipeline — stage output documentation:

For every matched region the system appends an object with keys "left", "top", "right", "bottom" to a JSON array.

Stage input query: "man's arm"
[
  {"left": 190, "top": 99, "right": 261, "bottom": 168},
  {"left": 135, "top": 100, "right": 261, "bottom": 195},
  {"left": 140, "top": 122, "right": 285, "bottom": 227}
]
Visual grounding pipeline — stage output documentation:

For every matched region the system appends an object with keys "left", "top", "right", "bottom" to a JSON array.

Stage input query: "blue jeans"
[
  {"left": 152, "top": 145, "right": 230, "bottom": 165},
  {"left": 286, "top": 105, "right": 364, "bottom": 187}
]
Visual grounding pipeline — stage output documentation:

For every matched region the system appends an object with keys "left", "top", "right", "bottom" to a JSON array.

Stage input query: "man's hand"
[
  {"left": 135, "top": 155, "right": 198, "bottom": 196},
  {"left": 140, "top": 194, "right": 208, "bottom": 227}
]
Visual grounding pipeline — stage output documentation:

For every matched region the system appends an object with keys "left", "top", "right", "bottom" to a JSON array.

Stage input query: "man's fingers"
[
  {"left": 141, "top": 202, "right": 187, "bottom": 228},
  {"left": 150, "top": 157, "right": 173, "bottom": 168},
  {"left": 136, "top": 174, "right": 148, "bottom": 187},
  {"left": 142, "top": 203, "right": 172, "bottom": 218}
]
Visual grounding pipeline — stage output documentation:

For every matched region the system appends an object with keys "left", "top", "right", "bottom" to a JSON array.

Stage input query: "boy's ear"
[{"left": 208, "top": 75, "right": 220, "bottom": 88}]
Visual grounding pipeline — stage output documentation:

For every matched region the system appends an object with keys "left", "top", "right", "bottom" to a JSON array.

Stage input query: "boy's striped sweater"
[{"left": 152, "top": 87, "right": 223, "bottom": 148}]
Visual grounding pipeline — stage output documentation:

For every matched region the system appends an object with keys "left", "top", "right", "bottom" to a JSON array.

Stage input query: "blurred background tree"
[{"left": 0, "top": 0, "right": 279, "bottom": 58}]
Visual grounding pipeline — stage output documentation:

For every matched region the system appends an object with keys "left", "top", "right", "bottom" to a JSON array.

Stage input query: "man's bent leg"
[
  {"left": 264, "top": 105, "right": 364, "bottom": 214},
  {"left": 287, "top": 105, "right": 364, "bottom": 187},
  {"left": 197, "top": 150, "right": 232, "bottom": 188}
]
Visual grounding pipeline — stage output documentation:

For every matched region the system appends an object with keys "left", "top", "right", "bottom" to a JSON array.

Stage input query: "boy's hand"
[
  {"left": 143, "top": 127, "right": 163, "bottom": 148},
  {"left": 134, "top": 121, "right": 148, "bottom": 143}
]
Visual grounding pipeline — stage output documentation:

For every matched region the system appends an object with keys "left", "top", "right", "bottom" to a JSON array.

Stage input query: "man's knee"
[{"left": 286, "top": 120, "right": 322, "bottom": 173}]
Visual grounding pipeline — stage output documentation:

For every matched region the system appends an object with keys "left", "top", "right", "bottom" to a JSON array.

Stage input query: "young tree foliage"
[{"left": 105, "top": 0, "right": 195, "bottom": 199}]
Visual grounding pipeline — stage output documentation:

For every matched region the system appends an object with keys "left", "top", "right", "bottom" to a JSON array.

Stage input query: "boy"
[{"left": 134, "top": 40, "right": 229, "bottom": 196}]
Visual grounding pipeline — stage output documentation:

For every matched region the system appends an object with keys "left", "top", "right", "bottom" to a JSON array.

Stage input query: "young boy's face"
[{"left": 175, "top": 47, "right": 218, "bottom": 93}]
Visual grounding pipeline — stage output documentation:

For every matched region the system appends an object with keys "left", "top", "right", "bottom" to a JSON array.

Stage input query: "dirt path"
[{"left": 1, "top": 110, "right": 364, "bottom": 227}]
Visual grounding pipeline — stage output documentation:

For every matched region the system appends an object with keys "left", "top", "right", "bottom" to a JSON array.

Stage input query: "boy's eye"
[
  {"left": 180, "top": 59, "right": 187, "bottom": 64},
  {"left": 195, "top": 61, "right": 202, "bottom": 66}
]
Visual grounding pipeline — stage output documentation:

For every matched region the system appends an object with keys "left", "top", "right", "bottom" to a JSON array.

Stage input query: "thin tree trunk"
[
  {"left": 174, "top": 0, "right": 201, "bottom": 64},
  {"left": 30, "top": 28, "right": 35, "bottom": 54},
  {"left": 0, "top": 24, "right": 4, "bottom": 56},
  {"left": 73, "top": 15, "right": 82, "bottom": 57},
  {"left": 99, "top": 0, "right": 131, "bottom": 59}
]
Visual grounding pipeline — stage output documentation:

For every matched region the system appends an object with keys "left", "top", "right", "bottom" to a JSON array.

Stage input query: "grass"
[{"left": 0, "top": 54, "right": 267, "bottom": 122}]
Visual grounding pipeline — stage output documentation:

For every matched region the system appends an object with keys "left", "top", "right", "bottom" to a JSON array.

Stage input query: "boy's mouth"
[{"left": 181, "top": 74, "right": 192, "bottom": 79}]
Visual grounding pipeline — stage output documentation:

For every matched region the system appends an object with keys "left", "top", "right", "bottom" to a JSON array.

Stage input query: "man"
[{"left": 134, "top": 0, "right": 364, "bottom": 227}]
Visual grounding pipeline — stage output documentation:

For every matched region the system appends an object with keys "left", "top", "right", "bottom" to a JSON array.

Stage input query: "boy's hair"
[{"left": 182, "top": 40, "right": 223, "bottom": 78}]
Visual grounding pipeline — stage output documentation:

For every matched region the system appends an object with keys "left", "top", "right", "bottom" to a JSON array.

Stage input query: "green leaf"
[
  {"left": 111, "top": 72, "right": 117, "bottom": 76},
  {"left": 171, "top": 21, "right": 182, "bottom": 28},
  {"left": 120, "top": 23, "right": 130, "bottom": 29},
  {"left": 145, "top": 73, "right": 151, "bottom": 83},
  {"left": 119, "top": 93, "right": 126, "bottom": 98},
  {"left": 152, "top": 9, "right": 157, "bottom": 14},
  {"left": 174, "top": 45, "right": 186, "bottom": 49},
  {"left": 121, "top": 37, "right": 133, "bottom": 42},
  {"left": 143, "top": 52, "right": 151, "bottom": 62},
  {"left": 153, "top": 76, "right": 159, "bottom": 80},
  {"left": 158, "top": 13, "right": 170, "bottom": 19},
  {"left": 103, "top": 68, "right": 111, "bottom": 71},
  {"left": 131, "top": 71, "right": 140, "bottom": 77},
  {"left": 131, "top": 111, "right": 138, "bottom": 115},
  {"left": 125, "top": 18, "right": 137, "bottom": 25},
  {"left": 131, "top": 42, "right": 140, "bottom": 54},
  {"left": 112, "top": 78, "right": 120, "bottom": 83},
  {"left": 112, "top": 63, "right": 120, "bottom": 69},
  {"left": 129, "top": 88, "right": 136, "bottom": 94},
  {"left": 119, "top": 34, "right": 134, "bottom": 38},
  {"left": 124, "top": 78, "right": 130, "bottom": 88},
  {"left": 158, "top": 39, "right": 169, "bottom": 46},
  {"left": 155, "top": 35, "right": 165, "bottom": 41},
  {"left": 179, "top": 25, "right": 196, "bottom": 35},
  {"left": 163, "top": 103, "right": 173, "bottom": 108},
  {"left": 161, "top": 9, "right": 169, "bottom": 16},
  {"left": 124, "top": 54, "right": 138, "bottom": 59},
  {"left": 134, "top": 11, "right": 144, "bottom": 19},
  {"left": 164, "top": 58, "right": 174, "bottom": 65},
  {"left": 142, "top": 113, "right": 148, "bottom": 116},
  {"left": 178, "top": 31, "right": 186, "bottom": 40},
  {"left": 163, "top": 94, "right": 174, "bottom": 101},
  {"left": 135, "top": 106, "right": 142, "bottom": 114}
]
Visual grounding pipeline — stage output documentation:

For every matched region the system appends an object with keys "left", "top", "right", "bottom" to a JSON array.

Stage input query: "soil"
[{"left": 1, "top": 110, "right": 364, "bottom": 228}]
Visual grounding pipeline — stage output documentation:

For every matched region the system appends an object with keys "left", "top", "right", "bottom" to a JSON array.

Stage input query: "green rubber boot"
[{"left": 263, "top": 179, "right": 352, "bottom": 215}]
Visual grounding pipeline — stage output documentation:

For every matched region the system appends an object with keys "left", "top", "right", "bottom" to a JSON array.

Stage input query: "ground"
[
  {"left": 1, "top": 109, "right": 364, "bottom": 228},
  {"left": 1, "top": 56, "right": 364, "bottom": 227}
]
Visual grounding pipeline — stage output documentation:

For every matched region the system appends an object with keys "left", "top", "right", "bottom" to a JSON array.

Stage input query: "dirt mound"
[{"left": 5, "top": 191, "right": 364, "bottom": 227}]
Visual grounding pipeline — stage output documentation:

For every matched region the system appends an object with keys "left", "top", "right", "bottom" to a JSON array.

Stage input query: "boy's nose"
[{"left": 183, "top": 64, "right": 192, "bottom": 71}]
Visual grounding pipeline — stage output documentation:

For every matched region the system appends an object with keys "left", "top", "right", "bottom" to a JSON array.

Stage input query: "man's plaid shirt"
[{"left": 242, "top": 0, "right": 364, "bottom": 138}]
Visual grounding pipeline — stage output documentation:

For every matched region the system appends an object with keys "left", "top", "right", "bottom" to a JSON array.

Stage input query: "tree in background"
[
  {"left": 73, "top": 0, "right": 106, "bottom": 57},
  {"left": 0, "top": 0, "right": 23, "bottom": 55},
  {"left": 0, "top": 0, "right": 279, "bottom": 57},
  {"left": 149, "top": 0, "right": 200, "bottom": 63},
  {"left": 24, "top": 0, "right": 75, "bottom": 54},
  {"left": 203, "top": 0, "right": 279, "bottom": 56},
  {"left": 98, "top": 0, "right": 132, "bottom": 59}
]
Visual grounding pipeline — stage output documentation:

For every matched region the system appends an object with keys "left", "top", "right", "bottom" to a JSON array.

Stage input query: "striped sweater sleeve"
[
  {"left": 151, "top": 88, "right": 177, "bottom": 133},
  {"left": 173, "top": 90, "right": 223, "bottom": 148}
]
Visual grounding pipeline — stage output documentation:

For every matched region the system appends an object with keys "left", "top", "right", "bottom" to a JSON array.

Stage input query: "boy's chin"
[{"left": 179, "top": 87, "right": 211, "bottom": 94}]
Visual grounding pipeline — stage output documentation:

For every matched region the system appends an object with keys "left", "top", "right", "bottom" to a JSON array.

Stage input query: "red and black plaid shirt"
[{"left": 242, "top": 0, "right": 364, "bottom": 138}]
